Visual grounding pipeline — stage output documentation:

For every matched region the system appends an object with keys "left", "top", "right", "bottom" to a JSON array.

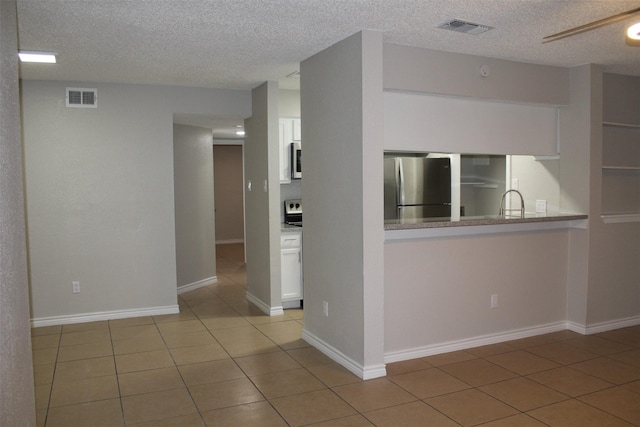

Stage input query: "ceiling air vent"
[
  {"left": 438, "top": 19, "right": 493, "bottom": 35},
  {"left": 66, "top": 88, "right": 97, "bottom": 108}
]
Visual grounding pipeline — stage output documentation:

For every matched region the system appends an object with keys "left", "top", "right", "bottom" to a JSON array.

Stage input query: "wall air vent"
[
  {"left": 438, "top": 19, "right": 493, "bottom": 35},
  {"left": 66, "top": 88, "right": 97, "bottom": 108}
]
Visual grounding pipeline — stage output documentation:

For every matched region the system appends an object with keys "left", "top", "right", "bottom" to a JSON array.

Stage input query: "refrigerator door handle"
[{"left": 396, "top": 158, "right": 405, "bottom": 206}]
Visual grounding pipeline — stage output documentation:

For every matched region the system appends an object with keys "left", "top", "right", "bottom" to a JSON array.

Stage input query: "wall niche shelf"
[
  {"left": 601, "top": 166, "right": 640, "bottom": 170},
  {"left": 600, "top": 74, "right": 640, "bottom": 218},
  {"left": 602, "top": 121, "right": 640, "bottom": 129},
  {"left": 601, "top": 213, "right": 640, "bottom": 224}
]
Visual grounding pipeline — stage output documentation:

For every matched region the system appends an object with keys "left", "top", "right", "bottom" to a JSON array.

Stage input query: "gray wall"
[
  {"left": 244, "top": 81, "right": 282, "bottom": 312},
  {"left": 22, "top": 80, "right": 250, "bottom": 321},
  {"left": 0, "top": 0, "right": 36, "bottom": 424},
  {"left": 301, "top": 30, "right": 385, "bottom": 378},
  {"left": 173, "top": 124, "right": 217, "bottom": 289}
]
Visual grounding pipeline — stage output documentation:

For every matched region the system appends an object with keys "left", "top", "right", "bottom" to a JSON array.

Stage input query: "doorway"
[{"left": 213, "top": 144, "right": 245, "bottom": 245}]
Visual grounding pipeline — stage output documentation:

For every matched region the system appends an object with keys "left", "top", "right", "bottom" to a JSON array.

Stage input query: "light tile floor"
[{"left": 32, "top": 243, "right": 640, "bottom": 426}]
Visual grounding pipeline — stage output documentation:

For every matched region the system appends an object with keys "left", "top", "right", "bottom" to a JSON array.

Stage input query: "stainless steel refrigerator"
[{"left": 384, "top": 156, "right": 451, "bottom": 220}]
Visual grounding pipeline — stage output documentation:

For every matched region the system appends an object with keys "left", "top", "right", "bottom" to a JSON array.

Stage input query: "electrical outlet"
[
  {"left": 72, "top": 281, "right": 80, "bottom": 294},
  {"left": 322, "top": 301, "right": 329, "bottom": 317},
  {"left": 491, "top": 294, "right": 498, "bottom": 308},
  {"left": 536, "top": 199, "right": 547, "bottom": 215},
  {"left": 511, "top": 178, "right": 519, "bottom": 190}
]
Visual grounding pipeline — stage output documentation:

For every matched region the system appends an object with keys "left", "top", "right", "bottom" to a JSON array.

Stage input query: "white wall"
[
  {"left": 22, "top": 80, "right": 250, "bottom": 322},
  {"left": 301, "top": 30, "right": 385, "bottom": 379},
  {"left": 383, "top": 92, "right": 559, "bottom": 156},
  {"left": 244, "top": 81, "right": 282, "bottom": 313},
  {"left": 279, "top": 89, "right": 300, "bottom": 117},
  {"left": 173, "top": 124, "right": 217, "bottom": 289},
  {"left": 510, "top": 156, "right": 561, "bottom": 214},
  {"left": 0, "top": 1, "right": 36, "bottom": 424},
  {"left": 384, "top": 230, "right": 569, "bottom": 358},
  {"left": 383, "top": 43, "right": 569, "bottom": 105}
]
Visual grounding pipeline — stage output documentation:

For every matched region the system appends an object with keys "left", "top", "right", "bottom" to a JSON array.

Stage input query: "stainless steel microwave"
[{"left": 291, "top": 142, "right": 301, "bottom": 179}]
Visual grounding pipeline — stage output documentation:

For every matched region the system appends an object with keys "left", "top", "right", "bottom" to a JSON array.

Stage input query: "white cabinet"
[
  {"left": 279, "top": 118, "right": 301, "bottom": 184},
  {"left": 281, "top": 230, "right": 302, "bottom": 306},
  {"left": 292, "top": 118, "right": 302, "bottom": 141}
]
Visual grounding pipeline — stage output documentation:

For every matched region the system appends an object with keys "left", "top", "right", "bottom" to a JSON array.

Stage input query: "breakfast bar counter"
[{"left": 384, "top": 213, "right": 588, "bottom": 240}]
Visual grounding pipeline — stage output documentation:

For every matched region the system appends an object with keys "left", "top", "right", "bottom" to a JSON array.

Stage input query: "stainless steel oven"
[
  {"left": 284, "top": 199, "right": 302, "bottom": 226},
  {"left": 291, "top": 142, "right": 302, "bottom": 179}
]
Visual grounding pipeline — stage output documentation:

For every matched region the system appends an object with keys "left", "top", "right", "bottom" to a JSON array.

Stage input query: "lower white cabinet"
[{"left": 281, "top": 231, "right": 302, "bottom": 306}]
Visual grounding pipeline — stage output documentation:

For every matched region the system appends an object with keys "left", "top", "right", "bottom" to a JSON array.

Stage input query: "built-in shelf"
[
  {"left": 601, "top": 166, "right": 640, "bottom": 170},
  {"left": 601, "top": 213, "right": 640, "bottom": 224},
  {"left": 603, "top": 121, "right": 640, "bottom": 129}
]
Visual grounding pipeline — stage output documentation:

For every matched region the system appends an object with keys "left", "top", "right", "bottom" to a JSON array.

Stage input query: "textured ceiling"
[
  {"left": 15, "top": 1, "right": 640, "bottom": 137},
  {"left": 16, "top": 0, "right": 640, "bottom": 91}
]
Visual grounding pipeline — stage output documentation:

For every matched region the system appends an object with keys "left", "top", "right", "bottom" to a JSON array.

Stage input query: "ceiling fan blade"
[{"left": 543, "top": 6, "right": 640, "bottom": 43}]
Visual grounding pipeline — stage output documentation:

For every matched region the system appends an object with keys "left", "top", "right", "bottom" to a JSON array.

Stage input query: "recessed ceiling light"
[
  {"left": 18, "top": 51, "right": 57, "bottom": 63},
  {"left": 627, "top": 22, "right": 640, "bottom": 40},
  {"left": 626, "top": 22, "right": 640, "bottom": 46},
  {"left": 235, "top": 130, "right": 245, "bottom": 136}
]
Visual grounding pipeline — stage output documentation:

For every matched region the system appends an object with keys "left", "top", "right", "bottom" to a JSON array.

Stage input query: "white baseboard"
[
  {"left": 245, "top": 292, "right": 284, "bottom": 316},
  {"left": 567, "top": 315, "right": 640, "bottom": 335},
  {"left": 215, "top": 239, "right": 245, "bottom": 244},
  {"left": 384, "top": 321, "right": 568, "bottom": 364},
  {"left": 31, "top": 305, "right": 180, "bottom": 328},
  {"left": 302, "top": 329, "right": 387, "bottom": 380},
  {"left": 177, "top": 276, "right": 217, "bottom": 295}
]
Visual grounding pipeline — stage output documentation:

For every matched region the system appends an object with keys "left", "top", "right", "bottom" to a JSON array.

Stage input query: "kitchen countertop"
[
  {"left": 385, "top": 213, "right": 588, "bottom": 240},
  {"left": 281, "top": 223, "right": 303, "bottom": 232},
  {"left": 385, "top": 213, "right": 588, "bottom": 230}
]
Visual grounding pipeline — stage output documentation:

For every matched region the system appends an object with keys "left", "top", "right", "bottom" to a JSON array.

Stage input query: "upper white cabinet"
[
  {"left": 292, "top": 118, "right": 301, "bottom": 141},
  {"left": 279, "top": 118, "right": 301, "bottom": 184}
]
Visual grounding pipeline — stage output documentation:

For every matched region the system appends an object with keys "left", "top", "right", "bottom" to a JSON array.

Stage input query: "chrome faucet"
[{"left": 499, "top": 189, "right": 525, "bottom": 218}]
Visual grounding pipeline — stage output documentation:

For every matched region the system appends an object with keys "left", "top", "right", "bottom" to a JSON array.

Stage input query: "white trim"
[
  {"left": 384, "top": 321, "right": 568, "bottom": 363},
  {"left": 30, "top": 305, "right": 179, "bottom": 328},
  {"left": 215, "top": 239, "right": 245, "bottom": 244},
  {"left": 568, "top": 315, "right": 640, "bottom": 335},
  {"left": 302, "top": 329, "right": 387, "bottom": 380},
  {"left": 177, "top": 276, "right": 217, "bottom": 295},
  {"left": 245, "top": 291, "right": 284, "bottom": 316}
]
